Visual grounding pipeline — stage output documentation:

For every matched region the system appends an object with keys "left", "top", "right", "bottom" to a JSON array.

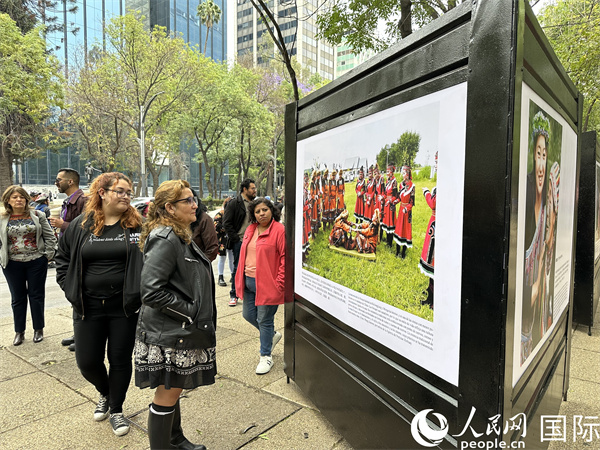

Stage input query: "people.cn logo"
[{"left": 411, "top": 409, "right": 449, "bottom": 447}]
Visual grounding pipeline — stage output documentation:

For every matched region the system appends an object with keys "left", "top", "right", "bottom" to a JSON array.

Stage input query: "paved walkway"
[
  {"left": 0, "top": 265, "right": 598, "bottom": 449},
  {"left": 0, "top": 267, "right": 351, "bottom": 450}
]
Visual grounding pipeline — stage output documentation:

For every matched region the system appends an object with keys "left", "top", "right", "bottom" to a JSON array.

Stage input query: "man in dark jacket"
[
  {"left": 49, "top": 168, "right": 87, "bottom": 351},
  {"left": 190, "top": 190, "right": 219, "bottom": 262},
  {"left": 223, "top": 178, "right": 256, "bottom": 306}
]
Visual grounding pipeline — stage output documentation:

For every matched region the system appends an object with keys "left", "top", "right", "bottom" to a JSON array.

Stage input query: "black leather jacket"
[
  {"left": 136, "top": 226, "right": 216, "bottom": 350},
  {"left": 55, "top": 214, "right": 143, "bottom": 319}
]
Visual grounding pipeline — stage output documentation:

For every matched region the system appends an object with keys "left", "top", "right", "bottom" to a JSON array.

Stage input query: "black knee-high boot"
[
  {"left": 387, "top": 233, "right": 393, "bottom": 248},
  {"left": 171, "top": 400, "right": 206, "bottom": 450},
  {"left": 401, "top": 246, "right": 407, "bottom": 259},
  {"left": 148, "top": 403, "right": 175, "bottom": 450},
  {"left": 380, "top": 228, "right": 384, "bottom": 241},
  {"left": 395, "top": 244, "right": 400, "bottom": 257}
]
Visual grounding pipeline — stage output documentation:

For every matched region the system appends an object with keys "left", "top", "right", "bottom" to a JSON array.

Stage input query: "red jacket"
[{"left": 235, "top": 221, "right": 285, "bottom": 305}]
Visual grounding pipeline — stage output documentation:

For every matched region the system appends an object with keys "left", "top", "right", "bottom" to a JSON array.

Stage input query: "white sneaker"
[
  {"left": 272, "top": 331, "right": 282, "bottom": 349},
  {"left": 255, "top": 355, "right": 273, "bottom": 375}
]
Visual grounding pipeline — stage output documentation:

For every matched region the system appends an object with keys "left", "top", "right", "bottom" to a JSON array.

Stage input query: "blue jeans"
[
  {"left": 242, "top": 276, "right": 279, "bottom": 356},
  {"left": 229, "top": 240, "right": 242, "bottom": 298},
  {"left": 2, "top": 256, "right": 48, "bottom": 332}
]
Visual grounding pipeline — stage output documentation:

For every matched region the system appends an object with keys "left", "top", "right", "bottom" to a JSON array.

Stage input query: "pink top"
[{"left": 244, "top": 228, "right": 259, "bottom": 278}]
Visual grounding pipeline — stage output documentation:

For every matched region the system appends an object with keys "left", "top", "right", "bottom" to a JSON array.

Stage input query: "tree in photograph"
[
  {"left": 316, "top": 0, "right": 464, "bottom": 54},
  {"left": 538, "top": 0, "right": 600, "bottom": 133},
  {"left": 197, "top": 0, "right": 222, "bottom": 56},
  {"left": 376, "top": 131, "right": 421, "bottom": 170},
  {"left": 0, "top": 13, "right": 64, "bottom": 193}
]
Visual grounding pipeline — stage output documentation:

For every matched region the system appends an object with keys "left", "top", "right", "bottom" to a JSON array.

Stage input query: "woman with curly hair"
[
  {"left": 135, "top": 179, "right": 216, "bottom": 450},
  {"left": 55, "top": 172, "right": 143, "bottom": 437}
]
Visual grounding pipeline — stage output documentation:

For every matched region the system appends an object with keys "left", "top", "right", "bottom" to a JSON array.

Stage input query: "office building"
[
  {"left": 234, "top": 0, "right": 335, "bottom": 81},
  {"left": 21, "top": 0, "right": 229, "bottom": 194}
]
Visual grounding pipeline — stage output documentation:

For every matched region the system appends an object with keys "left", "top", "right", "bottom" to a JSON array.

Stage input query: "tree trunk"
[
  {"left": 399, "top": 0, "right": 413, "bottom": 39},
  {"left": 0, "top": 145, "right": 15, "bottom": 194},
  {"left": 266, "top": 161, "right": 274, "bottom": 198},
  {"left": 198, "top": 161, "right": 204, "bottom": 198}
]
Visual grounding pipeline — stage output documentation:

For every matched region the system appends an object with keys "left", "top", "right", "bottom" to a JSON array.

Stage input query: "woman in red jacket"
[{"left": 235, "top": 197, "right": 285, "bottom": 375}]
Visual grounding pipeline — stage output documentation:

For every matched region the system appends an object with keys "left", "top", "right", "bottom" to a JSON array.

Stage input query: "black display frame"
[{"left": 283, "top": 1, "right": 582, "bottom": 448}]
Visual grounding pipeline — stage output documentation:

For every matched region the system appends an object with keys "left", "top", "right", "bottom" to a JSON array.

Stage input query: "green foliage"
[
  {"left": 375, "top": 131, "right": 421, "bottom": 169},
  {"left": 305, "top": 179, "right": 435, "bottom": 321},
  {"left": 413, "top": 166, "right": 436, "bottom": 182},
  {"left": 316, "top": 1, "right": 463, "bottom": 54},
  {"left": 538, "top": 0, "right": 600, "bottom": 133},
  {"left": 0, "top": 13, "right": 64, "bottom": 191}
]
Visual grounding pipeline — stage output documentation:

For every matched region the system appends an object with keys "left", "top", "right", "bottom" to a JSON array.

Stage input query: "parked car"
[{"left": 132, "top": 197, "right": 153, "bottom": 217}]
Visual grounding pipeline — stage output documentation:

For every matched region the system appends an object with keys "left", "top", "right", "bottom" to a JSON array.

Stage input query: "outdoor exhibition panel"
[
  {"left": 573, "top": 131, "right": 600, "bottom": 332},
  {"left": 283, "top": 1, "right": 581, "bottom": 448}
]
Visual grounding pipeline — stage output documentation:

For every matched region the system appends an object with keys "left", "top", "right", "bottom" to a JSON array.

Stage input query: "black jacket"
[
  {"left": 55, "top": 214, "right": 143, "bottom": 319},
  {"left": 223, "top": 193, "right": 247, "bottom": 247},
  {"left": 136, "top": 226, "right": 216, "bottom": 350}
]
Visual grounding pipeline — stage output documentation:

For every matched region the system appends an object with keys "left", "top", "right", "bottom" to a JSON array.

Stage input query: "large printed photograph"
[
  {"left": 519, "top": 102, "right": 563, "bottom": 365},
  {"left": 295, "top": 83, "right": 467, "bottom": 385},
  {"left": 513, "top": 84, "right": 578, "bottom": 385}
]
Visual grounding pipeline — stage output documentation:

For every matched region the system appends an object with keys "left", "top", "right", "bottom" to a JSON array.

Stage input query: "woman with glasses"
[
  {"left": 1, "top": 186, "right": 57, "bottom": 346},
  {"left": 135, "top": 180, "right": 216, "bottom": 450},
  {"left": 55, "top": 172, "right": 143, "bottom": 437}
]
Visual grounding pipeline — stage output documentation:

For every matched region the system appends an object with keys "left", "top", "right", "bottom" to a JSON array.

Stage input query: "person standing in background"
[
  {"left": 223, "top": 179, "right": 257, "bottom": 307},
  {"left": 214, "top": 197, "right": 234, "bottom": 287},
  {"left": 49, "top": 168, "right": 87, "bottom": 352},
  {"left": 190, "top": 189, "right": 218, "bottom": 262},
  {"left": 1, "top": 186, "right": 57, "bottom": 346}
]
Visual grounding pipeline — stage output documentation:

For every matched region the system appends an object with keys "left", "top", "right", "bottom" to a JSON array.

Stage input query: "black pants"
[
  {"left": 2, "top": 256, "right": 48, "bottom": 333},
  {"left": 229, "top": 240, "right": 243, "bottom": 298},
  {"left": 73, "top": 293, "right": 137, "bottom": 414}
]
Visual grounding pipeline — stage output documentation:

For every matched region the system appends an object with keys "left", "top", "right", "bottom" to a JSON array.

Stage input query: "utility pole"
[{"left": 138, "top": 91, "right": 165, "bottom": 196}]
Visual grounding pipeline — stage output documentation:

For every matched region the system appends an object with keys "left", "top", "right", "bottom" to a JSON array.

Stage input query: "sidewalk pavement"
[
  {"left": 1, "top": 266, "right": 598, "bottom": 449},
  {"left": 0, "top": 267, "right": 352, "bottom": 450}
]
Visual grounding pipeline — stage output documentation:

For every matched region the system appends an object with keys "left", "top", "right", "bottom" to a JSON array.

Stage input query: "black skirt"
[{"left": 134, "top": 339, "right": 216, "bottom": 390}]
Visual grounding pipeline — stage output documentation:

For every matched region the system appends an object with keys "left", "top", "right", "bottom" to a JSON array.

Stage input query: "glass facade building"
[{"left": 21, "top": 0, "right": 230, "bottom": 194}]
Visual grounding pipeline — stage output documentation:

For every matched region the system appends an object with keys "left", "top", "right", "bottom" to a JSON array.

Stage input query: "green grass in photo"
[{"left": 304, "top": 175, "right": 436, "bottom": 322}]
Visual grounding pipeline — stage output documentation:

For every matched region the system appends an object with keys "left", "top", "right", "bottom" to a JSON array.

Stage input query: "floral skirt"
[{"left": 134, "top": 339, "right": 217, "bottom": 390}]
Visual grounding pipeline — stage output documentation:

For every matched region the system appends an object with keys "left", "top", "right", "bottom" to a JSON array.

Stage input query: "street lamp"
[{"left": 138, "top": 91, "right": 165, "bottom": 196}]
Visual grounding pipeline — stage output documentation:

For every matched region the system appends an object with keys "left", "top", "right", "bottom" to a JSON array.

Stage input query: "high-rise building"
[
  {"left": 234, "top": 0, "right": 335, "bottom": 81},
  {"left": 21, "top": 0, "right": 230, "bottom": 194},
  {"left": 335, "top": 40, "right": 375, "bottom": 79},
  {"left": 128, "top": 0, "right": 227, "bottom": 62}
]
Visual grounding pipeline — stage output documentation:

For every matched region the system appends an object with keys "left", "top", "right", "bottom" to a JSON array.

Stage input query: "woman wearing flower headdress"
[
  {"left": 393, "top": 166, "right": 415, "bottom": 259},
  {"left": 381, "top": 163, "right": 399, "bottom": 247},
  {"left": 354, "top": 167, "right": 366, "bottom": 223},
  {"left": 521, "top": 110, "right": 553, "bottom": 364}
]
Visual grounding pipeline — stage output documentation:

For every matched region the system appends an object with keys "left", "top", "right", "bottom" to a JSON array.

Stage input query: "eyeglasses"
[
  {"left": 171, "top": 196, "right": 198, "bottom": 206},
  {"left": 105, "top": 189, "right": 134, "bottom": 198},
  {"left": 55, "top": 178, "right": 67, "bottom": 184}
]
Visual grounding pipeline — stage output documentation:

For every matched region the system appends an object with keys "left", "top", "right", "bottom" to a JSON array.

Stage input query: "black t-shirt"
[{"left": 82, "top": 222, "right": 127, "bottom": 298}]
